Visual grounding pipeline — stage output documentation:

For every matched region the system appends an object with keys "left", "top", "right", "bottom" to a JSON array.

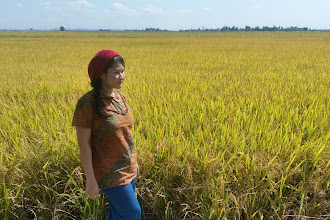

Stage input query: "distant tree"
[
  {"left": 60, "top": 26, "right": 65, "bottom": 31},
  {"left": 30, "top": 28, "right": 33, "bottom": 31},
  {"left": 230, "top": 26, "right": 238, "bottom": 31},
  {"left": 220, "top": 26, "right": 229, "bottom": 31},
  {"left": 245, "top": 25, "right": 251, "bottom": 31}
]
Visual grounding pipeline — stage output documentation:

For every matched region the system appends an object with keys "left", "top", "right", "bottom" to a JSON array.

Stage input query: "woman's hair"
[{"left": 90, "top": 55, "right": 125, "bottom": 118}]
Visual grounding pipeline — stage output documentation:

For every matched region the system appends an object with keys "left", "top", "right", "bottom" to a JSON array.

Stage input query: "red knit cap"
[{"left": 88, "top": 50, "right": 120, "bottom": 80}]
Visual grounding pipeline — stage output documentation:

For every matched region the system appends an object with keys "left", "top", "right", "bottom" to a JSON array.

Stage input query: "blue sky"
[{"left": 1, "top": 0, "right": 329, "bottom": 30}]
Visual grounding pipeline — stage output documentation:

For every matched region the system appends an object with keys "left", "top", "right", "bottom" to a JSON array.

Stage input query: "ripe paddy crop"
[{"left": 0, "top": 31, "right": 329, "bottom": 219}]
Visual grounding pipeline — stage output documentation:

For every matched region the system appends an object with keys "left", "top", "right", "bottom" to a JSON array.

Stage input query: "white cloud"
[
  {"left": 41, "top": 2, "right": 51, "bottom": 9},
  {"left": 203, "top": 8, "right": 212, "bottom": 12},
  {"left": 16, "top": 3, "right": 23, "bottom": 7},
  {"left": 104, "top": 3, "right": 138, "bottom": 16},
  {"left": 143, "top": 4, "right": 164, "bottom": 15},
  {"left": 40, "top": 1, "right": 63, "bottom": 12},
  {"left": 67, "top": 0, "right": 95, "bottom": 9},
  {"left": 177, "top": 9, "right": 192, "bottom": 14}
]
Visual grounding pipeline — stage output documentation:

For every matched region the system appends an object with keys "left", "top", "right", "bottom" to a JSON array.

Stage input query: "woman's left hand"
[{"left": 136, "top": 163, "right": 139, "bottom": 178}]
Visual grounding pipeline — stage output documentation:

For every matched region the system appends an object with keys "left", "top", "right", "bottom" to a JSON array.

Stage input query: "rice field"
[{"left": 0, "top": 31, "right": 329, "bottom": 219}]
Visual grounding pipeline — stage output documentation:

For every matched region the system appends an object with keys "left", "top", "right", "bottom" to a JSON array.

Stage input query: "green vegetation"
[{"left": 0, "top": 31, "right": 329, "bottom": 219}]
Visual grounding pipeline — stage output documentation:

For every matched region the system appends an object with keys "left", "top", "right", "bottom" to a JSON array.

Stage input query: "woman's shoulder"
[{"left": 76, "top": 89, "right": 95, "bottom": 108}]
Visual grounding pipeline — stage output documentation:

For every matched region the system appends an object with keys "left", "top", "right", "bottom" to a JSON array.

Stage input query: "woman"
[{"left": 71, "top": 49, "right": 141, "bottom": 219}]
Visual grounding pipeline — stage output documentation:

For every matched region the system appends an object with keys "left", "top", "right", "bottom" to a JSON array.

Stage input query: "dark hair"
[{"left": 90, "top": 55, "right": 125, "bottom": 118}]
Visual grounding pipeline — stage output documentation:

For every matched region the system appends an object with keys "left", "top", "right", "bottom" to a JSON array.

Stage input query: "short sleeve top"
[{"left": 71, "top": 89, "right": 138, "bottom": 189}]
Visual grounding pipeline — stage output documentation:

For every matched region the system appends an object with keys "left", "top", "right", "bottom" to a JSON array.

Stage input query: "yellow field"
[{"left": 0, "top": 31, "right": 329, "bottom": 219}]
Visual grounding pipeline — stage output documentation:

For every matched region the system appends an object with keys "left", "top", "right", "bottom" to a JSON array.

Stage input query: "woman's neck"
[{"left": 99, "top": 86, "right": 115, "bottom": 97}]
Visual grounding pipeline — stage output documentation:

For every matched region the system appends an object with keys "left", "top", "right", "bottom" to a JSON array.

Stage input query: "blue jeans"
[{"left": 101, "top": 178, "right": 141, "bottom": 220}]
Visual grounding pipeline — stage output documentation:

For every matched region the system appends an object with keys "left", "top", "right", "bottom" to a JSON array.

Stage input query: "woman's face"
[{"left": 100, "top": 62, "right": 125, "bottom": 90}]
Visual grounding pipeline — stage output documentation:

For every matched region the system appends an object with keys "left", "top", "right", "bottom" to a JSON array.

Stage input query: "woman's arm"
[{"left": 75, "top": 126, "right": 99, "bottom": 199}]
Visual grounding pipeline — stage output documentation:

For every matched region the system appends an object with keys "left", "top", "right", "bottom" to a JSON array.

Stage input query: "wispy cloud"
[
  {"left": 143, "top": 4, "right": 164, "bottom": 15},
  {"left": 203, "top": 7, "right": 212, "bottom": 12},
  {"left": 40, "top": 1, "right": 63, "bottom": 13},
  {"left": 41, "top": 2, "right": 51, "bottom": 9},
  {"left": 104, "top": 3, "right": 138, "bottom": 16},
  {"left": 67, "top": 0, "right": 95, "bottom": 9},
  {"left": 16, "top": 3, "right": 23, "bottom": 7},
  {"left": 177, "top": 9, "right": 192, "bottom": 14}
]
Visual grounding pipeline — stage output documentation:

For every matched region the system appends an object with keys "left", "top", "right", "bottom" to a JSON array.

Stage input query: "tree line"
[
  {"left": 2, "top": 25, "right": 329, "bottom": 32},
  {"left": 99, "top": 25, "right": 329, "bottom": 32}
]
